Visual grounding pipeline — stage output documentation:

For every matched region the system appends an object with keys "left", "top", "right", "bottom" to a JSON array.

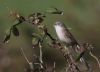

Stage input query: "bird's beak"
[{"left": 53, "top": 24, "right": 56, "bottom": 27}]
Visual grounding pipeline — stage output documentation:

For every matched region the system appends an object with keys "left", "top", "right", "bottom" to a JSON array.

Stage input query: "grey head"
[{"left": 54, "top": 21, "right": 66, "bottom": 28}]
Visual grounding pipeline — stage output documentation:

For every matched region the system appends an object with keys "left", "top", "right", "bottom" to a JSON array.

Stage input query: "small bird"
[
  {"left": 54, "top": 21, "right": 79, "bottom": 49},
  {"left": 54, "top": 21, "right": 90, "bottom": 70}
]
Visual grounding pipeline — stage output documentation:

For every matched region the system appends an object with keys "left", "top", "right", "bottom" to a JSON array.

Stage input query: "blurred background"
[{"left": 0, "top": 0, "right": 100, "bottom": 72}]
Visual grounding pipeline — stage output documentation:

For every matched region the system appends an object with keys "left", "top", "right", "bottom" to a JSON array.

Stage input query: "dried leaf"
[
  {"left": 46, "top": 7, "right": 63, "bottom": 15},
  {"left": 3, "top": 33, "right": 11, "bottom": 44},
  {"left": 3, "top": 28, "right": 12, "bottom": 44},
  {"left": 18, "top": 16, "right": 25, "bottom": 23},
  {"left": 75, "top": 51, "right": 85, "bottom": 62},
  {"left": 12, "top": 26, "right": 19, "bottom": 36},
  {"left": 36, "top": 12, "right": 42, "bottom": 16}
]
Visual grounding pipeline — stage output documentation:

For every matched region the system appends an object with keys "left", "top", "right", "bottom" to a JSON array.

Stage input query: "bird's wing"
[{"left": 64, "top": 27, "right": 78, "bottom": 44}]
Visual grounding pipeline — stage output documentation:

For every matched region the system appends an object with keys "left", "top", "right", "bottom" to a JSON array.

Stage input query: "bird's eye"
[
  {"left": 58, "top": 23, "right": 60, "bottom": 25},
  {"left": 55, "top": 21, "right": 63, "bottom": 26},
  {"left": 58, "top": 22, "right": 62, "bottom": 25}
]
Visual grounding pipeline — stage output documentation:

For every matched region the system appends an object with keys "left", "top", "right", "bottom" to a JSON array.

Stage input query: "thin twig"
[
  {"left": 20, "top": 48, "right": 34, "bottom": 70},
  {"left": 20, "top": 48, "right": 30, "bottom": 64},
  {"left": 89, "top": 51, "right": 100, "bottom": 69},
  {"left": 43, "top": 27, "right": 55, "bottom": 41},
  {"left": 53, "top": 61, "right": 56, "bottom": 72},
  {"left": 39, "top": 42, "right": 44, "bottom": 69},
  {"left": 46, "top": 32, "right": 55, "bottom": 41},
  {"left": 39, "top": 42, "right": 43, "bottom": 63}
]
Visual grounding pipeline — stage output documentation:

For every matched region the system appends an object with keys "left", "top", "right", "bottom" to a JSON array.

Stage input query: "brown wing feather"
[{"left": 64, "top": 27, "right": 78, "bottom": 45}]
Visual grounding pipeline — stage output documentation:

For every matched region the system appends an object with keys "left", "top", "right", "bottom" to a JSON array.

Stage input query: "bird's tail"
[{"left": 75, "top": 44, "right": 91, "bottom": 71}]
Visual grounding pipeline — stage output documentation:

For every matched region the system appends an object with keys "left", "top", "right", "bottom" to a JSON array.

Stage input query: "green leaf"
[
  {"left": 32, "top": 37, "right": 39, "bottom": 45},
  {"left": 3, "top": 33, "right": 11, "bottom": 44},
  {"left": 12, "top": 26, "right": 19, "bottom": 36}
]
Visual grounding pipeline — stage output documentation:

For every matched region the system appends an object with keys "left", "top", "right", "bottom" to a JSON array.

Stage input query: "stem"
[
  {"left": 89, "top": 51, "right": 100, "bottom": 69},
  {"left": 39, "top": 42, "right": 43, "bottom": 64},
  {"left": 53, "top": 61, "right": 56, "bottom": 72},
  {"left": 20, "top": 48, "right": 34, "bottom": 70},
  {"left": 46, "top": 32, "right": 55, "bottom": 41},
  {"left": 20, "top": 48, "right": 30, "bottom": 64}
]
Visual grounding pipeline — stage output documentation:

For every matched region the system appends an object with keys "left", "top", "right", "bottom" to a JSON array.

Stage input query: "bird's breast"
[{"left": 55, "top": 25, "right": 71, "bottom": 43}]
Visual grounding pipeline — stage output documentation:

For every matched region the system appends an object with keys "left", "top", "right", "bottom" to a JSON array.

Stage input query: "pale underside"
[{"left": 54, "top": 25, "right": 72, "bottom": 44}]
